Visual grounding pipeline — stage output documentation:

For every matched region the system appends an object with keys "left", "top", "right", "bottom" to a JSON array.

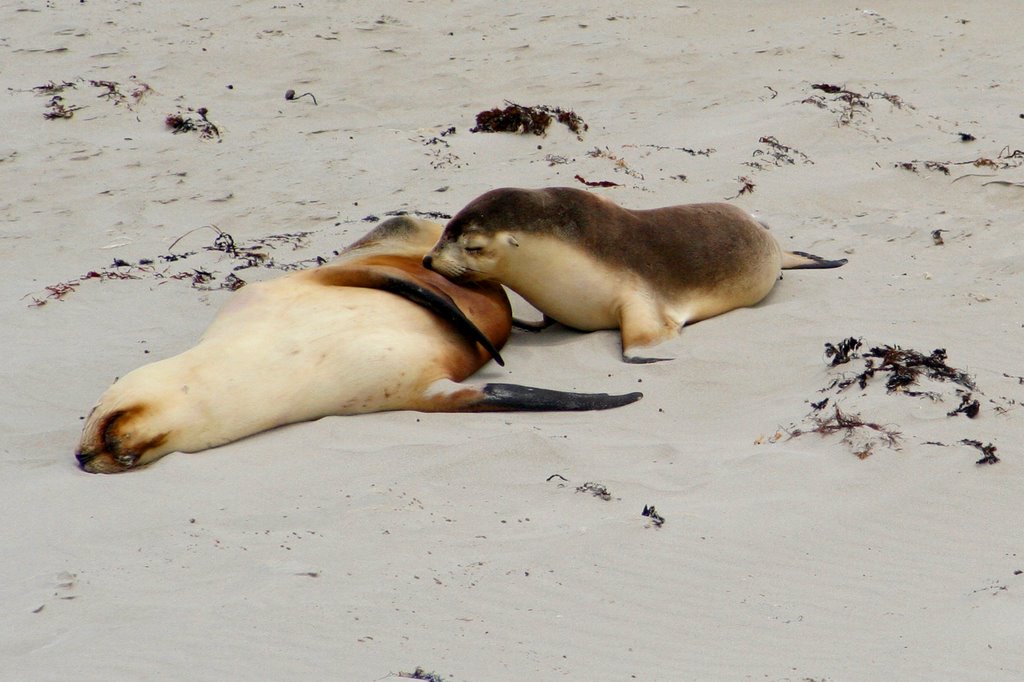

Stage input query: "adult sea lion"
[
  {"left": 76, "top": 216, "right": 642, "bottom": 474},
  {"left": 423, "top": 187, "right": 847, "bottom": 362}
]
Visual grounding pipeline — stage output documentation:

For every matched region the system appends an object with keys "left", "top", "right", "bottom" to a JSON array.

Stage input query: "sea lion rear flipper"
[
  {"left": 782, "top": 251, "right": 848, "bottom": 269},
  {"left": 476, "top": 383, "right": 643, "bottom": 411},
  {"left": 512, "top": 314, "right": 557, "bottom": 333},
  {"left": 424, "top": 380, "right": 642, "bottom": 412},
  {"left": 314, "top": 266, "right": 505, "bottom": 367}
]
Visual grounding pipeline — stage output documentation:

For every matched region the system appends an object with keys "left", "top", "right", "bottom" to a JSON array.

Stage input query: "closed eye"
[{"left": 464, "top": 246, "right": 483, "bottom": 254}]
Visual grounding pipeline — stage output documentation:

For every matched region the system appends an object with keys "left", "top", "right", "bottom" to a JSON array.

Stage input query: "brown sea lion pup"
[
  {"left": 423, "top": 187, "right": 847, "bottom": 362},
  {"left": 76, "top": 216, "right": 642, "bottom": 474}
]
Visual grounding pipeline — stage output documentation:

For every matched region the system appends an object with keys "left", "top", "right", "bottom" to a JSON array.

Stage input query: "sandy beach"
[{"left": 2, "top": 2, "right": 1022, "bottom": 680}]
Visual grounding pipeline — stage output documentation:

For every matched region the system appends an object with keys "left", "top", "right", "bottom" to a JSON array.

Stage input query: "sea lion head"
[
  {"left": 75, "top": 358, "right": 203, "bottom": 473},
  {"left": 422, "top": 225, "right": 520, "bottom": 282},
  {"left": 75, "top": 402, "right": 172, "bottom": 474},
  {"left": 422, "top": 189, "right": 541, "bottom": 281}
]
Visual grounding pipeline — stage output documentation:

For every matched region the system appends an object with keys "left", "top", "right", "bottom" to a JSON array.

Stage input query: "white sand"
[{"left": 3, "top": 2, "right": 1022, "bottom": 680}]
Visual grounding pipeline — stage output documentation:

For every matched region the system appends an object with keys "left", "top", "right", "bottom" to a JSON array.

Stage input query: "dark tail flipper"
[
  {"left": 426, "top": 379, "right": 642, "bottom": 412},
  {"left": 782, "top": 250, "right": 848, "bottom": 270},
  {"left": 477, "top": 383, "right": 643, "bottom": 411}
]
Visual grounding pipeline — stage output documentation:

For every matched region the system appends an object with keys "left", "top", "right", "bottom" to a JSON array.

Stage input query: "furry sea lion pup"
[
  {"left": 424, "top": 187, "right": 846, "bottom": 362},
  {"left": 76, "top": 216, "right": 641, "bottom": 473}
]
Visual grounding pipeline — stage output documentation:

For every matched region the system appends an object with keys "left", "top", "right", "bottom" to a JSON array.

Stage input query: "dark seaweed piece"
[
  {"left": 947, "top": 392, "right": 980, "bottom": 418},
  {"left": 165, "top": 107, "right": 220, "bottom": 139},
  {"left": 284, "top": 89, "right": 317, "bottom": 105},
  {"left": 642, "top": 505, "right": 665, "bottom": 527},
  {"left": 89, "top": 79, "right": 121, "bottom": 101},
  {"left": 165, "top": 113, "right": 195, "bottom": 133},
  {"left": 88, "top": 78, "right": 150, "bottom": 107},
  {"left": 471, "top": 101, "right": 587, "bottom": 138},
  {"left": 43, "top": 95, "right": 82, "bottom": 119},
  {"left": 830, "top": 343, "right": 977, "bottom": 394},
  {"left": 900, "top": 147, "right": 1024, "bottom": 177},
  {"left": 628, "top": 143, "right": 716, "bottom": 156},
  {"left": 824, "top": 337, "right": 862, "bottom": 366},
  {"left": 189, "top": 269, "right": 214, "bottom": 286},
  {"left": 43, "top": 281, "right": 79, "bottom": 302},
  {"left": 160, "top": 250, "right": 197, "bottom": 263},
  {"left": 836, "top": 362, "right": 877, "bottom": 391},
  {"left": 220, "top": 273, "right": 246, "bottom": 291},
  {"left": 863, "top": 346, "right": 977, "bottom": 392},
  {"left": 725, "top": 176, "right": 755, "bottom": 199},
  {"left": 961, "top": 439, "right": 999, "bottom": 465},
  {"left": 811, "top": 83, "right": 845, "bottom": 94},
  {"left": 752, "top": 135, "right": 813, "bottom": 166},
  {"left": 808, "top": 404, "right": 902, "bottom": 458},
  {"left": 33, "top": 80, "right": 77, "bottom": 95},
  {"left": 574, "top": 174, "right": 620, "bottom": 188},
  {"left": 398, "top": 667, "right": 446, "bottom": 682},
  {"left": 554, "top": 108, "right": 587, "bottom": 135},
  {"left": 805, "top": 84, "right": 910, "bottom": 126},
  {"left": 472, "top": 103, "right": 551, "bottom": 135},
  {"left": 576, "top": 482, "right": 613, "bottom": 501}
]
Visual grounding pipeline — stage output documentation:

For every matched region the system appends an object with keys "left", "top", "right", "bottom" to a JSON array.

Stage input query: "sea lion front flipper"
[
  {"left": 422, "top": 379, "right": 643, "bottom": 412},
  {"left": 619, "top": 298, "right": 676, "bottom": 363},
  {"left": 313, "top": 265, "right": 505, "bottom": 367}
]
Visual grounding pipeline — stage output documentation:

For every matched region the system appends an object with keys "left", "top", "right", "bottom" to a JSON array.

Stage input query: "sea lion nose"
[
  {"left": 422, "top": 254, "right": 433, "bottom": 269},
  {"left": 75, "top": 449, "right": 95, "bottom": 468}
]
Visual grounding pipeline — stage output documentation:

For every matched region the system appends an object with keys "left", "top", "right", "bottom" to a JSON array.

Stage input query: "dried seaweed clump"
[
  {"left": 825, "top": 340, "right": 977, "bottom": 395},
  {"left": 28, "top": 226, "right": 320, "bottom": 306},
  {"left": 747, "top": 135, "right": 813, "bottom": 169},
  {"left": 576, "top": 481, "right": 613, "bottom": 501},
  {"left": 777, "top": 337, "right": 1008, "bottom": 460},
  {"left": 397, "top": 667, "right": 446, "bottom": 682},
  {"left": 802, "top": 83, "right": 911, "bottom": 126},
  {"left": 166, "top": 107, "right": 220, "bottom": 139},
  {"left": 793, "top": 403, "right": 901, "bottom": 460},
  {"left": 471, "top": 101, "right": 588, "bottom": 138},
  {"left": 43, "top": 96, "right": 82, "bottom": 120}
]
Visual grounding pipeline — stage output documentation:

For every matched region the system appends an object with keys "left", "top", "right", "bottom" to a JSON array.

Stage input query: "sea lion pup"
[
  {"left": 76, "top": 216, "right": 642, "bottom": 474},
  {"left": 424, "top": 187, "right": 847, "bottom": 363}
]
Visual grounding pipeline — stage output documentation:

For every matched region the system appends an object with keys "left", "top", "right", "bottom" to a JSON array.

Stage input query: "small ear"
[{"left": 506, "top": 235, "right": 520, "bottom": 248}]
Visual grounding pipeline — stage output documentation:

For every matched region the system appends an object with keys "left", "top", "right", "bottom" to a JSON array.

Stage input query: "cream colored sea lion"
[
  {"left": 424, "top": 187, "right": 847, "bottom": 363},
  {"left": 76, "top": 216, "right": 642, "bottom": 474}
]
